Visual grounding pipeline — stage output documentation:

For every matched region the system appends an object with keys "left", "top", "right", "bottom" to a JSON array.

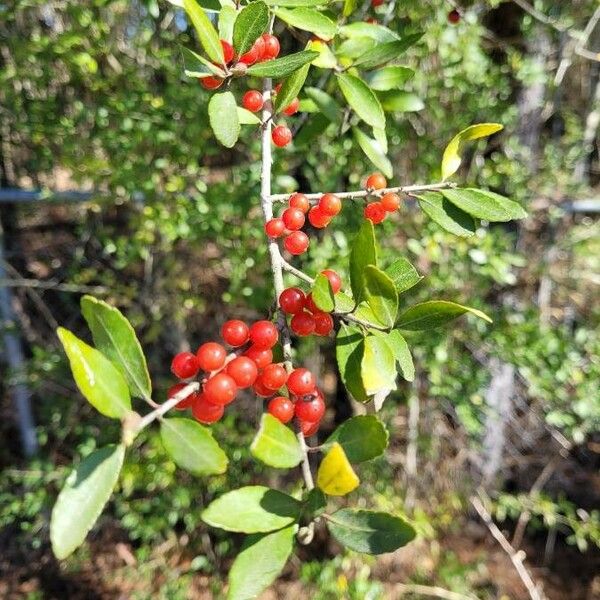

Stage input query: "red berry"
[
  {"left": 308, "top": 206, "right": 331, "bottom": 229},
  {"left": 448, "top": 9, "right": 460, "bottom": 24},
  {"left": 168, "top": 383, "right": 197, "bottom": 410},
  {"left": 381, "top": 192, "right": 400, "bottom": 212},
  {"left": 294, "top": 392, "right": 325, "bottom": 422},
  {"left": 364, "top": 201, "right": 387, "bottom": 224},
  {"left": 272, "top": 125, "right": 292, "bottom": 147},
  {"left": 239, "top": 44, "right": 259, "bottom": 65},
  {"left": 192, "top": 393, "right": 224, "bottom": 423},
  {"left": 313, "top": 311, "right": 334, "bottom": 336},
  {"left": 244, "top": 345, "right": 273, "bottom": 369},
  {"left": 304, "top": 293, "right": 319, "bottom": 314},
  {"left": 221, "top": 320, "right": 249, "bottom": 347},
  {"left": 283, "top": 97, "right": 300, "bottom": 116},
  {"left": 318, "top": 193, "right": 341, "bottom": 217},
  {"left": 284, "top": 231, "right": 309, "bottom": 255},
  {"left": 249, "top": 320, "right": 279, "bottom": 348},
  {"left": 196, "top": 342, "right": 227, "bottom": 372},
  {"left": 299, "top": 418, "right": 320, "bottom": 436},
  {"left": 200, "top": 76, "right": 223, "bottom": 90},
  {"left": 253, "top": 376, "right": 276, "bottom": 398},
  {"left": 279, "top": 287, "right": 306, "bottom": 314},
  {"left": 261, "top": 34, "right": 280, "bottom": 59},
  {"left": 371, "top": 0, "right": 384, "bottom": 5},
  {"left": 261, "top": 363, "right": 289, "bottom": 390},
  {"left": 171, "top": 352, "right": 200, "bottom": 379},
  {"left": 282, "top": 207, "right": 305, "bottom": 231},
  {"left": 204, "top": 373, "right": 237, "bottom": 405},
  {"left": 290, "top": 311, "right": 316, "bottom": 336},
  {"left": 365, "top": 172, "right": 387, "bottom": 190},
  {"left": 242, "top": 90, "right": 264, "bottom": 112},
  {"left": 268, "top": 396, "right": 294, "bottom": 423},
  {"left": 274, "top": 83, "right": 282, "bottom": 93},
  {"left": 321, "top": 269, "right": 342, "bottom": 294},
  {"left": 287, "top": 367, "right": 316, "bottom": 395},
  {"left": 265, "top": 217, "right": 286, "bottom": 238},
  {"left": 289, "top": 193, "right": 309, "bottom": 213},
  {"left": 252, "top": 36, "right": 266, "bottom": 60},
  {"left": 220, "top": 39, "right": 235, "bottom": 63},
  {"left": 225, "top": 356, "right": 258, "bottom": 388}
]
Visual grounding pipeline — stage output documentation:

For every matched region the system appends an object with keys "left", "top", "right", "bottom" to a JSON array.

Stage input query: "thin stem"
[{"left": 269, "top": 181, "right": 456, "bottom": 203}]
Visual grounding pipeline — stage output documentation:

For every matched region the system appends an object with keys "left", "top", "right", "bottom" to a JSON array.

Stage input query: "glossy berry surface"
[
  {"left": 242, "top": 90, "right": 264, "bottom": 112},
  {"left": 279, "top": 287, "right": 306, "bottom": 314},
  {"left": 196, "top": 342, "right": 227, "bottom": 372},
  {"left": 249, "top": 320, "right": 279, "bottom": 348},
  {"left": 200, "top": 76, "right": 223, "bottom": 90},
  {"left": 171, "top": 352, "right": 200, "bottom": 379},
  {"left": 299, "top": 418, "right": 320, "bottom": 436},
  {"left": 283, "top": 97, "right": 300, "bottom": 116},
  {"left": 204, "top": 373, "right": 237, "bottom": 405},
  {"left": 261, "top": 363, "right": 289, "bottom": 390},
  {"left": 381, "top": 192, "right": 400, "bottom": 212},
  {"left": 244, "top": 345, "right": 273, "bottom": 369},
  {"left": 239, "top": 45, "right": 259, "bottom": 65},
  {"left": 168, "top": 383, "right": 196, "bottom": 410},
  {"left": 282, "top": 207, "right": 305, "bottom": 231},
  {"left": 272, "top": 125, "right": 292, "bottom": 147},
  {"left": 253, "top": 376, "right": 275, "bottom": 397},
  {"left": 289, "top": 193, "right": 309, "bottom": 213},
  {"left": 192, "top": 393, "right": 224, "bottom": 423},
  {"left": 265, "top": 217, "right": 285, "bottom": 238},
  {"left": 313, "top": 311, "right": 334, "bottom": 336},
  {"left": 226, "top": 356, "right": 258, "bottom": 388},
  {"left": 268, "top": 396, "right": 294, "bottom": 423},
  {"left": 291, "top": 311, "right": 315, "bottom": 336},
  {"left": 448, "top": 9, "right": 460, "bottom": 23},
  {"left": 287, "top": 367, "right": 316, "bottom": 395},
  {"left": 221, "top": 319, "right": 249, "bottom": 347},
  {"left": 321, "top": 269, "right": 342, "bottom": 294},
  {"left": 308, "top": 206, "right": 331, "bottom": 228},
  {"left": 220, "top": 40, "right": 235, "bottom": 63},
  {"left": 318, "top": 193, "right": 341, "bottom": 217},
  {"left": 261, "top": 34, "right": 280, "bottom": 59},
  {"left": 364, "top": 201, "right": 387, "bottom": 224},
  {"left": 365, "top": 172, "right": 387, "bottom": 190},
  {"left": 294, "top": 392, "right": 325, "bottom": 422},
  {"left": 284, "top": 231, "right": 309, "bottom": 255},
  {"left": 304, "top": 293, "right": 319, "bottom": 314}
]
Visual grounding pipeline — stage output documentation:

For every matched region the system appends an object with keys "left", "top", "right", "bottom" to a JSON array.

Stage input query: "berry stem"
[{"left": 268, "top": 181, "right": 457, "bottom": 203}]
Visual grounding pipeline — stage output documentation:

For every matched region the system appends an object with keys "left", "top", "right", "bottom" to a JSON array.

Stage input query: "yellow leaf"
[
  {"left": 441, "top": 123, "right": 503, "bottom": 181},
  {"left": 317, "top": 443, "right": 360, "bottom": 496}
]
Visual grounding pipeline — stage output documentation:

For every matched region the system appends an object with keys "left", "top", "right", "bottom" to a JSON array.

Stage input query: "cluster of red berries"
[
  {"left": 362, "top": 172, "right": 401, "bottom": 225},
  {"left": 264, "top": 191, "right": 343, "bottom": 255},
  {"left": 280, "top": 269, "right": 341, "bottom": 337},
  {"left": 168, "top": 319, "right": 325, "bottom": 435},
  {"left": 200, "top": 34, "right": 280, "bottom": 90}
]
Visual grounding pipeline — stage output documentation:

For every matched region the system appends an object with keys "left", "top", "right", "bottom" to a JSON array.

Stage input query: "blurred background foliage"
[{"left": 0, "top": 0, "right": 599, "bottom": 598}]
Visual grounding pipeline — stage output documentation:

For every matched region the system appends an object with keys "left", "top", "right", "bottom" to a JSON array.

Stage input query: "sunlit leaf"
[{"left": 317, "top": 442, "right": 360, "bottom": 496}]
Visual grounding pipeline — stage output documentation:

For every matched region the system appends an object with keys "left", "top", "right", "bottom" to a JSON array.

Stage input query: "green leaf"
[
  {"left": 237, "top": 106, "right": 261, "bottom": 124},
  {"left": 250, "top": 414, "right": 302, "bottom": 469},
  {"left": 316, "top": 442, "right": 360, "bottom": 496},
  {"left": 325, "top": 415, "right": 388, "bottom": 462},
  {"left": 342, "top": 0, "right": 358, "bottom": 17},
  {"left": 294, "top": 113, "right": 332, "bottom": 146},
  {"left": 397, "top": 300, "right": 492, "bottom": 330},
  {"left": 334, "top": 291, "right": 355, "bottom": 314},
  {"left": 336, "top": 324, "right": 369, "bottom": 403},
  {"left": 339, "top": 22, "right": 399, "bottom": 42},
  {"left": 326, "top": 509, "right": 416, "bottom": 554},
  {"left": 227, "top": 526, "right": 296, "bottom": 600},
  {"left": 265, "top": 0, "right": 326, "bottom": 5},
  {"left": 384, "top": 258, "right": 421, "bottom": 294},
  {"left": 183, "top": 0, "right": 224, "bottom": 64},
  {"left": 306, "top": 38, "right": 338, "bottom": 68},
  {"left": 337, "top": 73, "right": 385, "bottom": 130},
  {"left": 442, "top": 123, "right": 503, "bottom": 181},
  {"left": 384, "top": 330, "right": 414, "bottom": 382},
  {"left": 378, "top": 90, "right": 424, "bottom": 112},
  {"left": 353, "top": 34, "right": 423, "bottom": 70},
  {"left": 441, "top": 188, "right": 527, "bottom": 222},
  {"left": 367, "top": 66, "right": 415, "bottom": 91},
  {"left": 349, "top": 220, "right": 377, "bottom": 304},
  {"left": 275, "top": 8, "right": 336, "bottom": 41},
  {"left": 81, "top": 295, "right": 151, "bottom": 400},
  {"left": 363, "top": 265, "right": 398, "bottom": 328},
  {"left": 361, "top": 334, "right": 396, "bottom": 396},
  {"left": 312, "top": 273, "right": 335, "bottom": 313},
  {"left": 51, "top": 444, "right": 125, "bottom": 559},
  {"left": 57, "top": 327, "right": 131, "bottom": 419},
  {"left": 202, "top": 486, "right": 301, "bottom": 533},
  {"left": 305, "top": 87, "right": 342, "bottom": 124},
  {"left": 160, "top": 417, "right": 228, "bottom": 476},
  {"left": 353, "top": 127, "right": 393, "bottom": 179},
  {"left": 304, "top": 488, "right": 327, "bottom": 518},
  {"left": 416, "top": 191, "right": 476, "bottom": 237},
  {"left": 181, "top": 46, "right": 226, "bottom": 78},
  {"left": 218, "top": 6, "right": 237, "bottom": 43},
  {"left": 336, "top": 37, "right": 377, "bottom": 60},
  {"left": 233, "top": 1, "right": 269, "bottom": 55},
  {"left": 274, "top": 63, "right": 311, "bottom": 114},
  {"left": 247, "top": 50, "right": 319, "bottom": 78},
  {"left": 209, "top": 91, "right": 240, "bottom": 148}
]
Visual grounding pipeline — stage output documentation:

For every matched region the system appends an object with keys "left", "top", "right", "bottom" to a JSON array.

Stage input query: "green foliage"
[
  {"left": 250, "top": 414, "right": 303, "bottom": 469},
  {"left": 209, "top": 92, "right": 241, "bottom": 148},
  {"left": 233, "top": 2, "right": 269, "bottom": 54},
  {"left": 325, "top": 416, "right": 388, "bottom": 463}
]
